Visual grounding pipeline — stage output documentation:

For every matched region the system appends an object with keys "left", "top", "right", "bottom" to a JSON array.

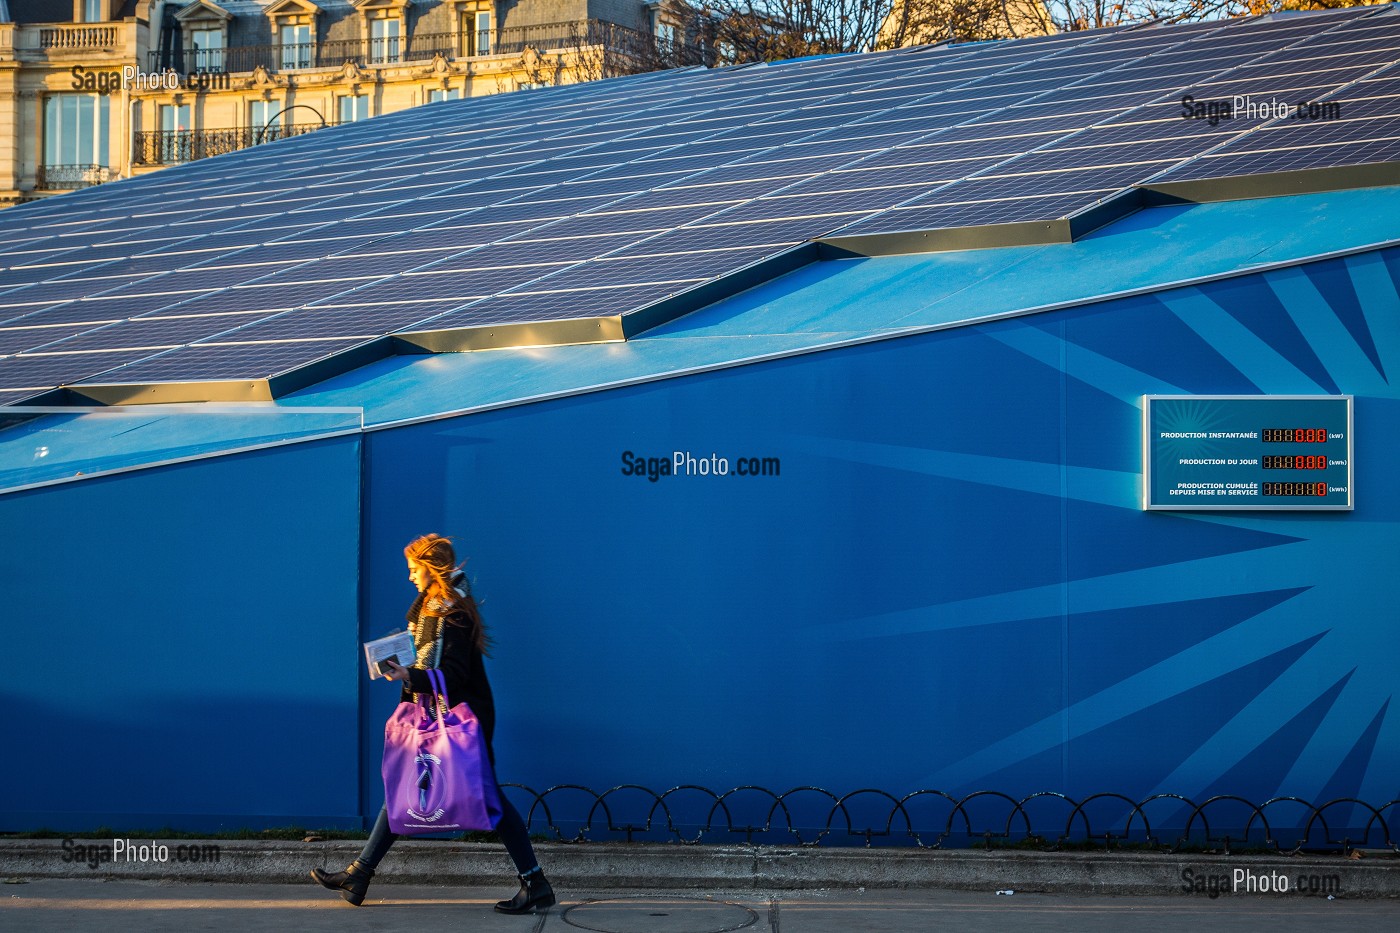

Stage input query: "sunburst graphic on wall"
[
  {"left": 791, "top": 248, "right": 1399, "bottom": 831},
  {"left": 1152, "top": 397, "right": 1235, "bottom": 462}
]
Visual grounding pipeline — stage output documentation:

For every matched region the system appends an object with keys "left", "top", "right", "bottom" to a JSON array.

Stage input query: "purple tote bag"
[{"left": 382, "top": 668, "right": 503, "bottom": 834}]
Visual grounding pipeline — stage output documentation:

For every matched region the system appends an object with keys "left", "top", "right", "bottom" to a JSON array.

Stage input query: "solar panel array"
[{"left": 2, "top": 7, "right": 1399, "bottom": 405}]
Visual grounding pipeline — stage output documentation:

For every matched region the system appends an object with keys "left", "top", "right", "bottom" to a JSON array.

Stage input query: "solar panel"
[
  {"left": 1151, "top": 129, "right": 1400, "bottom": 180},
  {"left": 0, "top": 246, "right": 92, "bottom": 269},
  {"left": 1334, "top": 93, "right": 1400, "bottom": 121},
  {"left": 204, "top": 305, "right": 442, "bottom": 341},
  {"left": 411, "top": 235, "right": 632, "bottom": 273},
  {"left": 340, "top": 266, "right": 557, "bottom": 303},
  {"left": 841, "top": 192, "right": 1121, "bottom": 234},
  {"left": 994, "top": 139, "right": 1213, "bottom": 173},
  {"left": 406, "top": 283, "right": 684, "bottom": 330},
  {"left": 24, "top": 313, "right": 275, "bottom": 353},
  {"left": 13, "top": 296, "right": 185, "bottom": 326},
  {"left": 0, "top": 323, "right": 89, "bottom": 355},
  {"left": 518, "top": 254, "right": 709, "bottom": 292},
  {"left": 181, "top": 278, "right": 383, "bottom": 314},
  {"left": 708, "top": 190, "right": 892, "bottom": 222},
  {"left": 0, "top": 267, "right": 61, "bottom": 290},
  {"left": 92, "top": 266, "right": 283, "bottom": 294},
  {"left": 1, "top": 6, "right": 1397, "bottom": 403},
  {"left": 76, "top": 339, "right": 365, "bottom": 384},
  {"left": 0, "top": 279, "right": 129, "bottom": 308},
  {"left": 527, "top": 205, "right": 722, "bottom": 239},
  {"left": 0, "top": 350, "right": 155, "bottom": 390}
]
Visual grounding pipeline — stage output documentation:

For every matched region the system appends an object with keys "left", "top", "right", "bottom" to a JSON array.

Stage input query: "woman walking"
[{"left": 311, "top": 533, "right": 554, "bottom": 913}]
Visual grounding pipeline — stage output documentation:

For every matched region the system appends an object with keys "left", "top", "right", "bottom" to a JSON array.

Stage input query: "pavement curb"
[{"left": 2, "top": 839, "right": 1397, "bottom": 898}]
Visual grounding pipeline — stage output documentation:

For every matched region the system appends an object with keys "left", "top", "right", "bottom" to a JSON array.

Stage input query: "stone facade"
[{"left": 0, "top": 0, "right": 664, "bottom": 204}]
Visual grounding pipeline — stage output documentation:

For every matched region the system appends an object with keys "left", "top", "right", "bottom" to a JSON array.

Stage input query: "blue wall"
[
  {"left": 0, "top": 436, "right": 364, "bottom": 831},
  {"left": 2, "top": 246, "right": 1394, "bottom": 839},
  {"left": 361, "top": 247, "right": 1399, "bottom": 836}
]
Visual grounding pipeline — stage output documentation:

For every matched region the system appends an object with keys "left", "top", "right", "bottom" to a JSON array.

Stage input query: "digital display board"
[{"left": 1143, "top": 396, "right": 1353, "bottom": 511}]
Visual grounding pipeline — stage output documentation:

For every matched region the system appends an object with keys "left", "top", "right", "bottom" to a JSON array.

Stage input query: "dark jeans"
[{"left": 358, "top": 794, "right": 539, "bottom": 875}]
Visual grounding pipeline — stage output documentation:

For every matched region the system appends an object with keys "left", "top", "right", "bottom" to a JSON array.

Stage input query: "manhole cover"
[{"left": 560, "top": 897, "right": 759, "bottom": 933}]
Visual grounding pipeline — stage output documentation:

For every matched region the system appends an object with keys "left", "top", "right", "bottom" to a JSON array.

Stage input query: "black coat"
[{"left": 401, "top": 596, "right": 497, "bottom": 762}]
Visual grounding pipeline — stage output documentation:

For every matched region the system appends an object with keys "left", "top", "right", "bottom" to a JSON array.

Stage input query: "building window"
[
  {"left": 159, "top": 103, "right": 193, "bottom": 162},
  {"left": 160, "top": 103, "right": 191, "bottom": 133},
  {"left": 44, "top": 94, "right": 110, "bottom": 175},
  {"left": 476, "top": 12, "right": 492, "bottom": 55},
  {"left": 428, "top": 87, "right": 461, "bottom": 103},
  {"left": 652, "top": 9, "right": 677, "bottom": 46},
  {"left": 250, "top": 100, "right": 282, "bottom": 140},
  {"left": 280, "top": 23, "right": 313, "bottom": 69},
  {"left": 461, "top": 10, "right": 492, "bottom": 56},
  {"left": 370, "top": 17, "right": 401, "bottom": 64},
  {"left": 338, "top": 95, "right": 369, "bottom": 123},
  {"left": 82, "top": 0, "right": 105, "bottom": 23},
  {"left": 190, "top": 27, "right": 225, "bottom": 73}
]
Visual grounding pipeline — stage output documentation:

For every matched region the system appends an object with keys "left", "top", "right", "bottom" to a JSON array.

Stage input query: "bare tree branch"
[
  {"left": 536, "top": 0, "right": 1384, "bottom": 84},
  {"left": 658, "top": 0, "right": 1385, "bottom": 65}
]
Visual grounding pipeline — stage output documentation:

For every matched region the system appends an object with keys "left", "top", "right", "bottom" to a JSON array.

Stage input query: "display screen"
[{"left": 1143, "top": 396, "right": 1353, "bottom": 511}]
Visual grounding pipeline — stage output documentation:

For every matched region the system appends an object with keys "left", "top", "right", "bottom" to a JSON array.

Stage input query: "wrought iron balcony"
[
  {"left": 148, "top": 32, "right": 457, "bottom": 75},
  {"left": 132, "top": 123, "right": 325, "bottom": 167},
  {"left": 143, "top": 22, "right": 705, "bottom": 77}
]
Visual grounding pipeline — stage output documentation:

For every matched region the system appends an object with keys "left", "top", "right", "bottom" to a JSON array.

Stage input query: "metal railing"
[
  {"left": 497, "top": 784, "right": 1399, "bottom": 854},
  {"left": 494, "top": 20, "right": 707, "bottom": 65},
  {"left": 493, "top": 21, "right": 594, "bottom": 56},
  {"left": 132, "top": 123, "right": 325, "bottom": 166},
  {"left": 149, "top": 32, "right": 457, "bottom": 75},
  {"left": 37, "top": 164, "right": 116, "bottom": 190},
  {"left": 144, "top": 22, "right": 704, "bottom": 76}
]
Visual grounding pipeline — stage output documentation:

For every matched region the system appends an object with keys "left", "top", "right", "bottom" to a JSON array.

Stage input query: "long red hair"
[{"left": 404, "top": 533, "right": 488, "bottom": 653}]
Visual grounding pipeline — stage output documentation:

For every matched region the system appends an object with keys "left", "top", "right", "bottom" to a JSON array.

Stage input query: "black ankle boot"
[
  {"left": 494, "top": 868, "right": 555, "bottom": 914},
  {"left": 309, "top": 859, "right": 374, "bottom": 906}
]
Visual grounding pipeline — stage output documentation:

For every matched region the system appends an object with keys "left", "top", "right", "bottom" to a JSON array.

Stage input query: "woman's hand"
[{"left": 383, "top": 659, "right": 412, "bottom": 683}]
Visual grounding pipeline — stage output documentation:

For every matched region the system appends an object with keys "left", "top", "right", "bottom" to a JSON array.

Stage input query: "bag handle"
[{"left": 425, "top": 668, "right": 450, "bottom": 721}]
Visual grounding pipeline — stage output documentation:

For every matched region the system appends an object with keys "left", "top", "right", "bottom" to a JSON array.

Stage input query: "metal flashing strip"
[
  {"left": 1139, "top": 161, "right": 1400, "bottom": 204},
  {"left": 818, "top": 217, "right": 1075, "bottom": 258},
  {"left": 813, "top": 185, "right": 1158, "bottom": 259},
  {"left": 394, "top": 314, "right": 626, "bottom": 353},
  {"left": 395, "top": 243, "right": 825, "bottom": 348},
  {"left": 71, "top": 379, "right": 278, "bottom": 405},
  {"left": 816, "top": 166, "right": 1400, "bottom": 260},
  {"left": 69, "top": 337, "right": 397, "bottom": 405}
]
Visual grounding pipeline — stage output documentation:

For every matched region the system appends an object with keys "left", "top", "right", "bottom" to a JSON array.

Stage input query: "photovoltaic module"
[{"left": 1, "top": 7, "right": 1397, "bottom": 405}]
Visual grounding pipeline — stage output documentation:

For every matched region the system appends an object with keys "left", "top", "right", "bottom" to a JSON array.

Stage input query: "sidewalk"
[
  {"left": 2, "top": 839, "right": 1397, "bottom": 931},
  {"left": 3, "top": 838, "right": 1397, "bottom": 896},
  {"left": 3, "top": 880, "right": 1397, "bottom": 932}
]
